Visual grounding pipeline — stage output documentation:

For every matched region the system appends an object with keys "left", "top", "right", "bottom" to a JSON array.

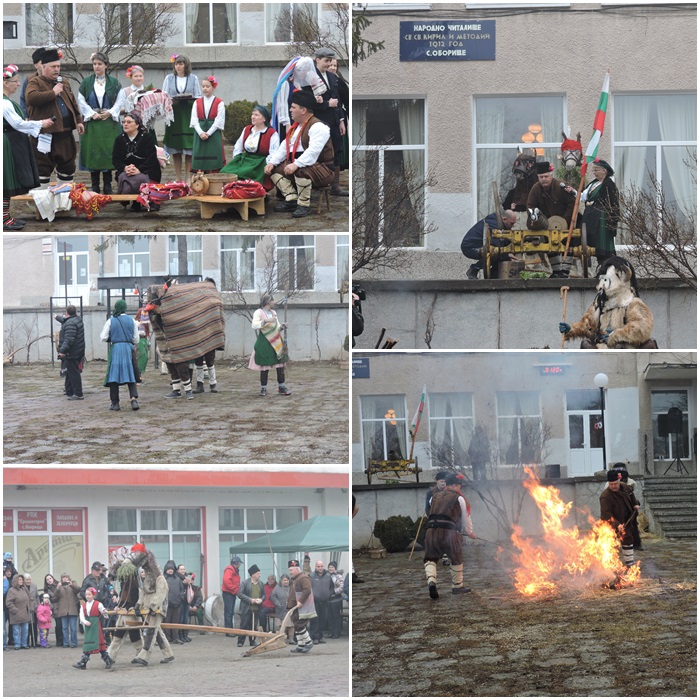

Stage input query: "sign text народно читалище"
[{"left": 399, "top": 20, "right": 496, "bottom": 61}]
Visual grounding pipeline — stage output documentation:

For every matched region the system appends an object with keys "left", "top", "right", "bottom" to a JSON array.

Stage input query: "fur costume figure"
[
  {"left": 115, "top": 543, "right": 174, "bottom": 666},
  {"left": 560, "top": 256, "right": 656, "bottom": 349},
  {"left": 105, "top": 552, "right": 144, "bottom": 663}
]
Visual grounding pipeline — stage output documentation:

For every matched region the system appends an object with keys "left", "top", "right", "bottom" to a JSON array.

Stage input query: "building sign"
[
  {"left": 3, "top": 510, "right": 13, "bottom": 533},
  {"left": 52, "top": 509, "right": 83, "bottom": 532},
  {"left": 400, "top": 20, "right": 496, "bottom": 61},
  {"left": 17, "top": 510, "right": 48, "bottom": 531},
  {"left": 352, "top": 357, "right": 370, "bottom": 379},
  {"left": 539, "top": 365, "right": 567, "bottom": 376}
]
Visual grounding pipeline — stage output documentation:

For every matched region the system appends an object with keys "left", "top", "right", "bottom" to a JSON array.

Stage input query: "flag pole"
[{"left": 563, "top": 70, "right": 611, "bottom": 263}]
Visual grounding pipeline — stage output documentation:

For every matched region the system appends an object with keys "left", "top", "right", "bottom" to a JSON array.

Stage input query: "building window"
[
  {"left": 55, "top": 236, "right": 89, "bottom": 292},
  {"left": 277, "top": 235, "right": 315, "bottom": 291},
  {"left": 429, "top": 392, "right": 474, "bottom": 468},
  {"left": 218, "top": 507, "right": 304, "bottom": 580},
  {"left": 497, "top": 391, "right": 542, "bottom": 465},
  {"left": 336, "top": 235, "right": 349, "bottom": 292},
  {"left": 360, "top": 394, "right": 408, "bottom": 462},
  {"left": 651, "top": 390, "right": 690, "bottom": 460},
  {"left": 168, "top": 235, "right": 202, "bottom": 276},
  {"left": 475, "top": 95, "right": 565, "bottom": 221},
  {"left": 185, "top": 2, "right": 238, "bottom": 44},
  {"left": 220, "top": 235, "right": 256, "bottom": 291},
  {"left": 103, "top": 4, "right": 156, "bottom": 45},
  {"left": 107, "top": 507, "right": 202, "bottom": 576},
  {"left": 265, "top": 3, "right": 318, "bottom": 43},
  {"left": 25, "top": 3, "right": 73, "bottom": 45},
  {"left": 353, "top": 98, "right": 426, "bottom": 247},
  {"left": 614, "top": 93, "right": 697, "bottom": 239},
  {"left": 117, "top": 236, "right": 150, "bottom": 278}
]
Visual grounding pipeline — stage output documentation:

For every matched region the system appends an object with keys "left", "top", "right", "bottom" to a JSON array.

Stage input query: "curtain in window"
[
  {"left": 267, "top": 3, "right": 290, "bottom": 42},
  {"left": 361, "top": 396, "right": 383, "bottom": 462},
  {"left": 185, "top": 3, "right": 202, "bottom": 43},
  {"left": 352, "top": 102, "right": 368, "bottom": 146},
  {"left": 497, "top": 391, "right": 539, "bottom": 417},
  {"left": 538, "top": 98, "right": 562, "bottom": 146},
  {"left": 615, "top": 96, "right": 652, "bottom": 192},
  {"left": 476, "top": 101, "right": 506, "bottom": 219},
  {"left": 225, "top": 3, "right": 237, "bottom": 42},
  {"left": 26, "top": 3, "right": 49, "bottom": 46},
  {"left": 657, "top": 96, "right": 697, "bottom": 220},
  {"left": 397, "top": 101, "right": 424, "bottom": 212}
]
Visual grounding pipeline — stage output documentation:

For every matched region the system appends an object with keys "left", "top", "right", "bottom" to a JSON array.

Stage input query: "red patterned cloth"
[
  {"left": 137, "top": 181, "right": 191, "bottom": 211},
  {"left": 68, "top": 183, "right": 112, "bottom": 220},
  {"left": 221, "top": 179, "right": 267, "bottom": 200}
]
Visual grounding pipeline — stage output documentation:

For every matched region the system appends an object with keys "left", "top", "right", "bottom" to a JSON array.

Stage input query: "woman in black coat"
[
  {"left": 112, "top": 112, "right": 161, "bottom": 211},
  {"left": 581, "top": 158, "right": 620, "bottom": 266}
]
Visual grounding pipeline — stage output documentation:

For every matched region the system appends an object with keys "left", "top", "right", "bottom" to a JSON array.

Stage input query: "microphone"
[
  {"left": 57, "top": 76, "right": 62, "bottom": 83},
  {"left": 560, "top": 181, "right": 575, "bottom": 196}
]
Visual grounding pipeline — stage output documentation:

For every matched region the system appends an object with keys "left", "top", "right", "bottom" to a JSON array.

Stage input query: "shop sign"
[
  {"left": 3, "top": 510, "right": 13, "bottom": 533},
  {"left": 17, "top": 510, "right": 48, "bottom": 531},
  {"left": 352, "top": 357, "right": 370, "bottom": 379},
  {"left": 52, "top": 509, "right": 83, "bottom": 532},
  {"left": 400, "top": 20, "right": 496, "bottom": 61}
]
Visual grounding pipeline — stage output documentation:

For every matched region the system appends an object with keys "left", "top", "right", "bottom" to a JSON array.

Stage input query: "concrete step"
[{"left": 645, "top": 493, "right": 697, "bottom": 504}]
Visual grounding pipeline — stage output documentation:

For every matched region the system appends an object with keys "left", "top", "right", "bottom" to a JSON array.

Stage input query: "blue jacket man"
[{"left": 461, "top": 210, "right": 517, "bottom": 279}]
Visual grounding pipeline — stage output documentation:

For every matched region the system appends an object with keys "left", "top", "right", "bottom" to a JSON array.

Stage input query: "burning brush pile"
[{"left": 510, "top": 468, "right": 641, "bottom": 596}]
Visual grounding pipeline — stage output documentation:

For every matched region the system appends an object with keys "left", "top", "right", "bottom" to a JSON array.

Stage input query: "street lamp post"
[{"left": 594, "top": 373, "right": 609, "bottom": 471}]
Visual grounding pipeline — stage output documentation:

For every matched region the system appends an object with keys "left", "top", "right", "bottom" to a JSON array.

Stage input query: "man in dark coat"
[
  {"left": 312, "top": 47, "right": 347, "bottom": 196},
  {"left": 25, "top": 48, "right": 85, "bottom": 186},
  {"left": 79, "top": 562, "right": 111, "bottom": 606},
  {"left": 424, "top": 474, "right": 476, "bottom": 599},
  {"left": 55, "top": 304, "right": 85, "bottom": 399},
  {"left": 309, "top": 560, "right": 333, "bottom": 644},
  {"left": 461, "top": 210, "right": 517, "bottom": 279},
  {"left": 163, "top": 560, "right": 184, "bottom": 645},
  {"left": 600, "top": 470, "right": 640, "bottom": 568},
  {"left": 526, "top": 160, "right": 578, "bottom": 278}
]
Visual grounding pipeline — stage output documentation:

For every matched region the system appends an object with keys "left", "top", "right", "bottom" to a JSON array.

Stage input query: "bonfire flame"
[{"left": 512, "top": 467, "right": 641, "bottom": 596}]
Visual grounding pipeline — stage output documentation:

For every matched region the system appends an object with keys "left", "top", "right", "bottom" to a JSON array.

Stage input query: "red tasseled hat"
[
  {"left": 131, "top": 543, "right": 147, "bottom": 553},
  {"left": 561, "top": 137, "right": 582, "bottom": 151}
]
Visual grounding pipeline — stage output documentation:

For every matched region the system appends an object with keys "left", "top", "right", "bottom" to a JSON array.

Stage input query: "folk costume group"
[{"left": 3, "top": 46, "right": 348, "bottom": 229}]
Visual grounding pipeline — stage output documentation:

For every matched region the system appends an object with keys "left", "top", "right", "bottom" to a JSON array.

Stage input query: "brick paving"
[{"left": 352, "top": 537, "right": 696, "bottom": 697}]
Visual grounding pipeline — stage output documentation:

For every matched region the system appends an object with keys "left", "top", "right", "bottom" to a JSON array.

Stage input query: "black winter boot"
[
  {"left": 73, "top": 653, "right": 90, "bottom": 669},
  {"left": 90, "top": 172, "right": 101, "bottom": 193},
  {"left": 102, "top": 171, "right": 113, "bottom": 195},
  {"left": 193, "top": 381, "right": 205, "bottom": 394},
  {"left": 102, "top": 650, "right": 113, "bottom": 668}
]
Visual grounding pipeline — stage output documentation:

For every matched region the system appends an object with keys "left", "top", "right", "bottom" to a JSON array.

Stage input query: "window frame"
[
  {"left": 220, "top": 235, "right": 257, "bottom": 292},
  {"left": 472, "top": 93, "right": 567, "bottom": 225},
  {"left": 117, "top": 236, "right": 150, "bottom": 286},
  {"left": 264, "top": 2, "right": 321, "bottom": 45},
  {"left": 427, "top": 392, "right": 475, "bottom": 468},
  {"left": 611, "top": 91, "right": 697, "bottom": 243},
  {"left": 352, "top": 95, "right": 429, "bottom": 249},
  {"left": 25, "top": 2, "right": 75, "bottom": 47},
  {"left": 496, "top": 391, "right": 543, "bottom": 466},
  {"left": 336, "top": 234, "right": 350, "bottom": 292},
  {"left": 359, "top": 394, "right": 410, "bottom": 463},
  {"left": 276, "top": 236, "right": 316, "bottom": 291},
  {"left": 102, "top": 3, "right": 157, "bottom": 47},
  {"left": 183, "top": 2, "right": 239, "bottom": 46},
  {"left": 168, "top": 235, "right": 203, "bottom": 277}
]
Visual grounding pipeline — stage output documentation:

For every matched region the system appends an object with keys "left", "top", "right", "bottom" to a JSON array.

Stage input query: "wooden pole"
[
  {"left": 560, "top": 286, "right": 570, "bottom": 349},
  {"left": 122, "top": 621, "right": 278, "bottom": 638},
  {"left": 562, "top": 172, "right": 586, "bottom": 262},
  {"left": 408, "top": 515, "right": 425, "bottom": 560}
]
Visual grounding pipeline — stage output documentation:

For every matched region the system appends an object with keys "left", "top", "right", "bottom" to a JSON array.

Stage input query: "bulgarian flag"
[{"left": 581, "top": 71, "right": 611, "bottom": 177}]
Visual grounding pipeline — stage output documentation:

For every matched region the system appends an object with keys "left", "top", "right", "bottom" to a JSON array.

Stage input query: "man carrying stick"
[
  {"left": 600, "top": 470, "right": 640, "bottom": 569},
  {"left": 424, "top": 473, "right": 477, "bottom": 599}
]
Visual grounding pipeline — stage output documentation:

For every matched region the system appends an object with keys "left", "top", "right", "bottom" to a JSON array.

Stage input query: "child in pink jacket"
[{"left": 36, "top": 593, "right": 53, "bottom": 647}]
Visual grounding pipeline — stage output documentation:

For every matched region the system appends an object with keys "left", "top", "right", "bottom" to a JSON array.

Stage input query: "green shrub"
[
  {"left": 223, "top": 100, "right": 274, "bottom": 146},
  {"left": 373, "top": 515, "right": 416, "bottom": 553}
]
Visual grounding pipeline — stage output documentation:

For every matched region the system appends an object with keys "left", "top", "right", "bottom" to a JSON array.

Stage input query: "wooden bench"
[{"left": 11, "top": 193, "right": 266, "bottom": 221}]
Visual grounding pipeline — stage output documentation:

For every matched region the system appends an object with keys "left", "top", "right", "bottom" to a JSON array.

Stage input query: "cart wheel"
[
  {"left": 484, "top": 224, "right": 492, "bottom": 279},
  {"left": 581, "top": 224, "right": 589, "bottom": 278}
]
